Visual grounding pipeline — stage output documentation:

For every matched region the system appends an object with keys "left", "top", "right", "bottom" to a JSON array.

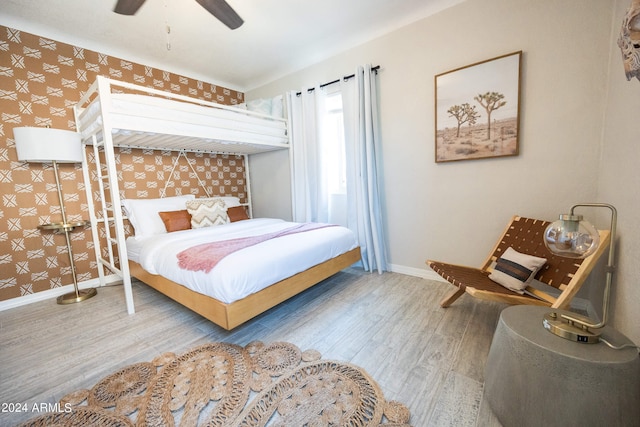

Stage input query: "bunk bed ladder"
[
  {"left": 76, "top": 76, "right": 136, "bottom": 315},
  {"left": 90, "top": 139, "right": 119, "bottom": 273},
  {"left": 80, "top": 133, "right": 107, "bottom": 291},
  {"left": 99, "top": 77, "right": 135, "bottom": 314}
]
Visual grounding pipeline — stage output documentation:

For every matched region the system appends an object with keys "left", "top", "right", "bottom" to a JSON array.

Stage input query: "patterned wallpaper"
[{"left": 0, "top": 25, "right": 247, "bottom": 302}]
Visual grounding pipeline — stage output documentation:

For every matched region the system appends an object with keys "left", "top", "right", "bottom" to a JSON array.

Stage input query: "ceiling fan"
[{"left": 113, "top": 0, "right": 244, "bottom": 30}]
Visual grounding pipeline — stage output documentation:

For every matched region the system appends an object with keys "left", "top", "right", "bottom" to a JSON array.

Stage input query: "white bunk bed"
[
  {"left": 74, "top": 76, "right": 360, "bottom": 329},
  {"left": 75, "top": 77, "right": 289, "bottom": 153}
]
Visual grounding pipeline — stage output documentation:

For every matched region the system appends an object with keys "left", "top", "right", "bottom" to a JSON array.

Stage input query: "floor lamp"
[{"left": 13, "top": 127, "right": 97, "bottom": 304}]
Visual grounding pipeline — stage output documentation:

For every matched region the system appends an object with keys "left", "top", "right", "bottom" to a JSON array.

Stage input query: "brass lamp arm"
[{"left": 560, "top": 203, "right": 617, "bottom": 330}]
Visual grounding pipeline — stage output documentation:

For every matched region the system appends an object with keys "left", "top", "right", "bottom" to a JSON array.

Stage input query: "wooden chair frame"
[{"left": 427, "top": 216, "right": 610, "bottom": 309}]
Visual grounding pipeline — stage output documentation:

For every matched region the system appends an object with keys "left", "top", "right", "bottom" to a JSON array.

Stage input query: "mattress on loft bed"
[
  {"left": 127, "top": 218, "right": 358, "bottom": 304},
  {"left": 76, "top": 92, "right": 289, "bottom": 149}
]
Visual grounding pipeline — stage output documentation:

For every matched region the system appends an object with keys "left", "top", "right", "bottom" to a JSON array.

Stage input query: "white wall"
[
  {"left": 599, "top": 0, "right": 640, "bottom": 344},
  {"left": 249, "top": 0, "right": 639, "bottom": 343},
  {"left": 248, "top": 150, "right": 293, "bottom": 219}
]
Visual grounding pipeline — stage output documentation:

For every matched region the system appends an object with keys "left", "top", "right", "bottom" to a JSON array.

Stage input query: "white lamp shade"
[{"left": 13, "top": 127, "right": 83, "bottom": 163}]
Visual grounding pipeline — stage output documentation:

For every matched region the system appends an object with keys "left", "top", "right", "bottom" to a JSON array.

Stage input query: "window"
[
  {"left": 321, "top": 90, "right": 347, "bottom": 226},
  {"left": 323, "top": 91, "right": 346, "bottom": 195}
]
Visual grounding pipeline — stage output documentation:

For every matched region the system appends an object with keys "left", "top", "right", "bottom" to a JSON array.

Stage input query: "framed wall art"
[{"left": 435, "top": 51, "right": 522, "bottom": 163}]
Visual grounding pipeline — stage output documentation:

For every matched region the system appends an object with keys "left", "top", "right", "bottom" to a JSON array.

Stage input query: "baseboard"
[
  {"left": 387, "top": 263, "right": 447, "bottom": 282},
  {"left": 0, "top": 274, "right": 121, "bottom": 312}
]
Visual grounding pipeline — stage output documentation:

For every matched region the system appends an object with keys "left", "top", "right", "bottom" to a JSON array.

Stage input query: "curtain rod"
[{"left": 296, "top": 65, "right": 380, "bottom": 96}]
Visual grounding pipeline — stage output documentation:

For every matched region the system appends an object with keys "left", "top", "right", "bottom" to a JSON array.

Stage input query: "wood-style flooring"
[{"left": 0, "top": 269, "right": 505, "bottom": 426}]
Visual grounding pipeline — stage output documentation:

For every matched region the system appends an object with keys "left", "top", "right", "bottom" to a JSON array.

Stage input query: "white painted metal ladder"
[{"left": 75, "top": 76, "right": 135, "bottom": 314}]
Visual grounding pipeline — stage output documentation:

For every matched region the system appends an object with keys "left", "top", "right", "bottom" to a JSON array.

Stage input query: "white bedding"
[{"left": 127, "top": 218, "right": 358, "bottom": 304}]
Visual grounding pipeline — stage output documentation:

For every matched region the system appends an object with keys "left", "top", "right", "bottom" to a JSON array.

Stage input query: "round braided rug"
[{"left": 17, "top": 341, "right": 411, "bottom": 427}]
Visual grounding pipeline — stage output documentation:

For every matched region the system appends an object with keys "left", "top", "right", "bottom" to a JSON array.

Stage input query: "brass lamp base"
[
  {"left": 57, "top": 288, "right": 97, "bottom": 305},
  {"left": 542, "top": 312, "right": 601, "bottom": 344}
]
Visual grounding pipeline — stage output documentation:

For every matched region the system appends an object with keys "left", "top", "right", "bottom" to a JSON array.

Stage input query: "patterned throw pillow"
[
  {"left": 488, "top": 247, "right": 547, "bottom": 294},
  {"left": 186, "top": 198, "right": 229, "bottom": 229}
]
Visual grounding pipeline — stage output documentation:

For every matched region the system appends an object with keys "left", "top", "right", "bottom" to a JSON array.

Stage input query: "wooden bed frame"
[{"left": 129, "top": 247, "right": 361, "bottom": 330}]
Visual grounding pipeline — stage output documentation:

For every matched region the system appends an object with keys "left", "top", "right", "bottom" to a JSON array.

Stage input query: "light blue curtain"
[{"left": 341, "top": 65, "right": 388, "bottom": 273}]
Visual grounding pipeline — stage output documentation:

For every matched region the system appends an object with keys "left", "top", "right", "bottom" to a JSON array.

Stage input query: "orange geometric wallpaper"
[{"left": 0, "top": 25, "right": 246, "bottom": 303}]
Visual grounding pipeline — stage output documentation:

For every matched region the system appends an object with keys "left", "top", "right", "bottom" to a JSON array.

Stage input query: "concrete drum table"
[{"left": 484, "top": 305, "right": 640, "bottom": 427}]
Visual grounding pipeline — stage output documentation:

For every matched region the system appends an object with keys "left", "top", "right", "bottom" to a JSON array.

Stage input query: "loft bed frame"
[{"left": 74, "top": 76, "right": 360, "bottom": 329}]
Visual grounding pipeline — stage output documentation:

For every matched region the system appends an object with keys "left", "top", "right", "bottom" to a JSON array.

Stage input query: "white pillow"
[
  {"left": 122, "top": 195, "right": 195, "bottom": 239},
  {"left": 246, "top": 98, "right": 272, "bottom": 115},
  {"left": 271, "top": 95, "right": 284, "bottom": 118},
  {"left": 186, "top": 198, "right": 229, "bottom": 229},
  {"left": 489, "top": 247, "right": 547, "bottom": 294}
]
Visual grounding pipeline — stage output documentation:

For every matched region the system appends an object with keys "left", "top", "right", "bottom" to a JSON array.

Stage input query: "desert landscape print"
[
  {"left": 435, "top": 51, "right": 521, "bottom": 162},
  {"left": 436, "top": 116, "right": 518, "bottom": 162}
]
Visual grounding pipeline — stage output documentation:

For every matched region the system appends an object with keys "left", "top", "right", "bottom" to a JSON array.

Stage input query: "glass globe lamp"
[
  {"left": 541, "top": 203, "right": 616, "bottom": 344},
  {"left": 544, "top": 214, "right": 600, "bottom": 259}
]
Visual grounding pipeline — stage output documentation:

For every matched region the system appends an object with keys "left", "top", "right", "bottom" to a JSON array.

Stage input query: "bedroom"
[{"left": 1, "top": 0, "right": 638, "bottom": 425}]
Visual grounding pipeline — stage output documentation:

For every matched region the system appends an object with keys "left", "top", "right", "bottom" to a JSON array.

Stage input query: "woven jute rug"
[{"left": 19, "top": 341, "right": 412, "bottom": 426}]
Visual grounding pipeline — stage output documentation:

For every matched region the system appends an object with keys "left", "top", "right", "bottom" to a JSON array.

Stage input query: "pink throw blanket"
[{"left": 177, "top": 223, "right": 335, "bottom": 273}]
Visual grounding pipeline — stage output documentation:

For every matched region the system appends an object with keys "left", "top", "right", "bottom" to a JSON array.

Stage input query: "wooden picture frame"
[{"left": 435, "top": 51, "right": 522, "bottom": 163}]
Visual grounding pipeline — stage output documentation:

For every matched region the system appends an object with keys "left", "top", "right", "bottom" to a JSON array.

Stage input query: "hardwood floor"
[{"left": 0, "top": 269, "right": 505, "bottom": 426}]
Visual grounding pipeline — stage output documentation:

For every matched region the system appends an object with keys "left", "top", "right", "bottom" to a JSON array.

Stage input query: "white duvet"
[{"left": 127, "top": 218, "right": 358, "bottom": 304}]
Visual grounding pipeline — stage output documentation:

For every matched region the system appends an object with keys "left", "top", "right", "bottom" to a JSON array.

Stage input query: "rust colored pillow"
[
  {"left": 227, "top": 206, "right": 249, "bottom": 222},
  {"left": 158, "top": 210, "right": 192, "bottom": 232}
]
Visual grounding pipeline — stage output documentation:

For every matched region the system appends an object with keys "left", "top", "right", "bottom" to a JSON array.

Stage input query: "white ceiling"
[{"left": 0, "top": 0, "right": 462, "bottom": 92}]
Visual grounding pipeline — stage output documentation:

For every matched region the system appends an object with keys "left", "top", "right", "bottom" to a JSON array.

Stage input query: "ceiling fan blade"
[
  {"left": 195, "top": 0, "right": 244, "bottom": 30},
  {"left": 113, "top": 0, "right": 146, "bottom": 15}
]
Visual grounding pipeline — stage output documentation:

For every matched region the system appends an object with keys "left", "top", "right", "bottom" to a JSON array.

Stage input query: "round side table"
[{"left": 484, "top": 305, "right": 640, "bottom": 427}]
